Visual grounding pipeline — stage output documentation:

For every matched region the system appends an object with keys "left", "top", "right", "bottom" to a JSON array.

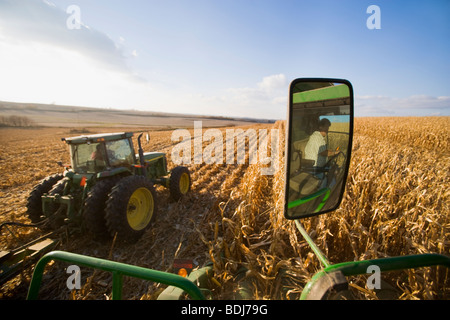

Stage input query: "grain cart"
[
  {"left": 24, "top": 79, "right": 450, "bottom": 301},
  {"left": 25, "top": 131, "right": 191, "bottom": 243}
]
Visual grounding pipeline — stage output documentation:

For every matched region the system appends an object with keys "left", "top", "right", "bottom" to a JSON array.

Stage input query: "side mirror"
[{"left": 284, "top": 78, "right": 354, "bottom": 219}]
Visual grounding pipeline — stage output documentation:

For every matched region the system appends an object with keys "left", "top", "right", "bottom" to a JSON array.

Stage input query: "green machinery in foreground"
[{"left": 9, "top": 78, "right": 450, "bottom": 299}]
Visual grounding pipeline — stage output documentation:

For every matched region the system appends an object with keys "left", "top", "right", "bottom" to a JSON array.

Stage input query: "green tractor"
[{"left": 25, "top": 132, "right": 191, "bottom": 243}]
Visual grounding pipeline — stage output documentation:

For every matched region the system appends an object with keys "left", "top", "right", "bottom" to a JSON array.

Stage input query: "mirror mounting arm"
[{"left": 294, "top": 220, "right": 331, "bottom": 268}]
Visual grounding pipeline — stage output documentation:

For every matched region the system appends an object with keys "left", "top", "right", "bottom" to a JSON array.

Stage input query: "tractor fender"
[{"left": 96, "top": 167, "right": 132, "bottom": 179}]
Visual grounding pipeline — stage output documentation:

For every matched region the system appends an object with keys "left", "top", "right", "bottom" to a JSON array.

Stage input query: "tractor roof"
[{"left": 63, "top": 132, "right": 134, "bottom": 144}]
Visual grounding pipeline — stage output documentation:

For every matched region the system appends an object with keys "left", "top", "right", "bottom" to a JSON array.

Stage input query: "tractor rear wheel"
[
  {"left": 169, "top": 166, "right": 191, "bottom": 201},
  {"left": 105, "top": 175, "right": 157, "bottom": 243},
  {"left": 26, "top": 174, "right": 63, "bottom": 223},
  {"left": 83, "top": 177, "right": 123, "bottom": 239}
]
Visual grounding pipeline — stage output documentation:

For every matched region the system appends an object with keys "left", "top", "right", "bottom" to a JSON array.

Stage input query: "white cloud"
[
  {"left": 258, "top": 74, "right": 286, "bottom": 92},
  {"left": 0, "top": 0, "right": 157, "bottom": 110},
  {"left": 0, "top": 1, "right": 286, "bottom": 119},
  {"left": 355, "top": 95, "right": 450, "bottom": 116},
  {"left": 0, "top": 39, "right": 153, "bottom": 108},
  {"left": 0, "top": 0, "right": 136, "bottom": 78},
  {"left": 176, "top": 74, "right": 288, "bottom": 119},
  {"left": 227, "top": 74, "right": 287, "bottom": 105}
]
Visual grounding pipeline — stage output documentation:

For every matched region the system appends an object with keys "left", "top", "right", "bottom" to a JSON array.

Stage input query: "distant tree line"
[{"left": 0, "top": 115, "right": 37, "bottom": 127}]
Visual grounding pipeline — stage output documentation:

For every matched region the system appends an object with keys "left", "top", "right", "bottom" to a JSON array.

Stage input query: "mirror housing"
[{"left": 284, "top": 78, "right": 354, "bottom": 219}]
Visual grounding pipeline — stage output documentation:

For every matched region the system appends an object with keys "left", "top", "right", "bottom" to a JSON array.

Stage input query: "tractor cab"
[{"left": 63, "top": 132, "right": 136, "bottom": 174}]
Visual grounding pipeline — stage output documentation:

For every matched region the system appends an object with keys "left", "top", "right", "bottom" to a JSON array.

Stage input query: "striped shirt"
[{"left": 304, "top": 131, "right": 328, "bottom": 167}]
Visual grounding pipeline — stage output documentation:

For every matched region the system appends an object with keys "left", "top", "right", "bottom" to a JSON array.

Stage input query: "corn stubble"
[
  {"left": 0, "top": 118, "right": 448, "bottom": 300},
  {"left": 203, "top": 117, "right": 449, "bottom": 300}
]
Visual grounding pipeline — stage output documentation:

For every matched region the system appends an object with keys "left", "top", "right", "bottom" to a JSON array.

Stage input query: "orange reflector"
[
  {"left": 80, "top": 176, "right": 87, "bottom": 187},
  {"left": 178, "top": 268, "right": 188, "bottom": 277}
]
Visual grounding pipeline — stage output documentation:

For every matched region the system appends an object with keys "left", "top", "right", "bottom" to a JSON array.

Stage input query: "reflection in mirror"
[{"left": 285, "top": 79, "right": 353, "bottom": 219}]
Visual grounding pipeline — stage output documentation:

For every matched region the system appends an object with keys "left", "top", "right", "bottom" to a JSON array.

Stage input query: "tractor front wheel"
[
  {"left": 105, "top": 175, "right": 157, "bottom": 243},
  {"left": 169, "top": 166, "right": 191, "bottom": 201}
]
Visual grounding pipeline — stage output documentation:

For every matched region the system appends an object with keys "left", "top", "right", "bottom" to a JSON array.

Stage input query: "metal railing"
[{"left": 27, "top": 250, "right": 206, "bottom": 300}]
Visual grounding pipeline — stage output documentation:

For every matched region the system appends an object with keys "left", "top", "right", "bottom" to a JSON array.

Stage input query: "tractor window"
[
  {"left": 70, "top": 143, "right": 107, "bottom": 173},
  {"left": 105, "top": 139, "right": 134, "bottom": 167}
]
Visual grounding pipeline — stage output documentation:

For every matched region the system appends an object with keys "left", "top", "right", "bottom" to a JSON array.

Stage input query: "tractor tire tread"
[
  {"left": 26, "top": 173, "right": 64, "bottom": 223},
  {"left": 104, "top": 175, "right": 157, "bottom": 243}
]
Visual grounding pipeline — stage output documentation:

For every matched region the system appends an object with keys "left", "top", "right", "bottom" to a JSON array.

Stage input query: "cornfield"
[{"left": 0, "top": 117, "right": 448, "bottom": 300}]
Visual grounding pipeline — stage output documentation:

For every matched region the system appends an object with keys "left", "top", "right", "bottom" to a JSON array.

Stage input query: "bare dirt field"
[
  {"left": 0, "top": 100, "right": 271, "bottom": 128},
  {"left": 0, "top": 117, "right": 449, "bottom": 300}
]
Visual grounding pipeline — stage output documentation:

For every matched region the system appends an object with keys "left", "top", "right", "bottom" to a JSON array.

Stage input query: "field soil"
[{"left": 0, "top": 117, "right": 448, "bottom": 300}]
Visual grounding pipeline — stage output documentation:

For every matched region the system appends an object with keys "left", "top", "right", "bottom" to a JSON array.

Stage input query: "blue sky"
[{"left": 0, "top": 0, "right": 448, "bottom": 119}]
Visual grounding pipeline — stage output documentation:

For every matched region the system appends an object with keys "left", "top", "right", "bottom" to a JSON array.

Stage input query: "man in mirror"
[{"left": 304, "top": 118, "right": 339, "bottom": 168}]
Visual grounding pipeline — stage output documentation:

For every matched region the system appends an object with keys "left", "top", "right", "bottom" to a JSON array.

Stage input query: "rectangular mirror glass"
[{"left": 284, "top": 78, "right": 353, "bottom": 219}]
